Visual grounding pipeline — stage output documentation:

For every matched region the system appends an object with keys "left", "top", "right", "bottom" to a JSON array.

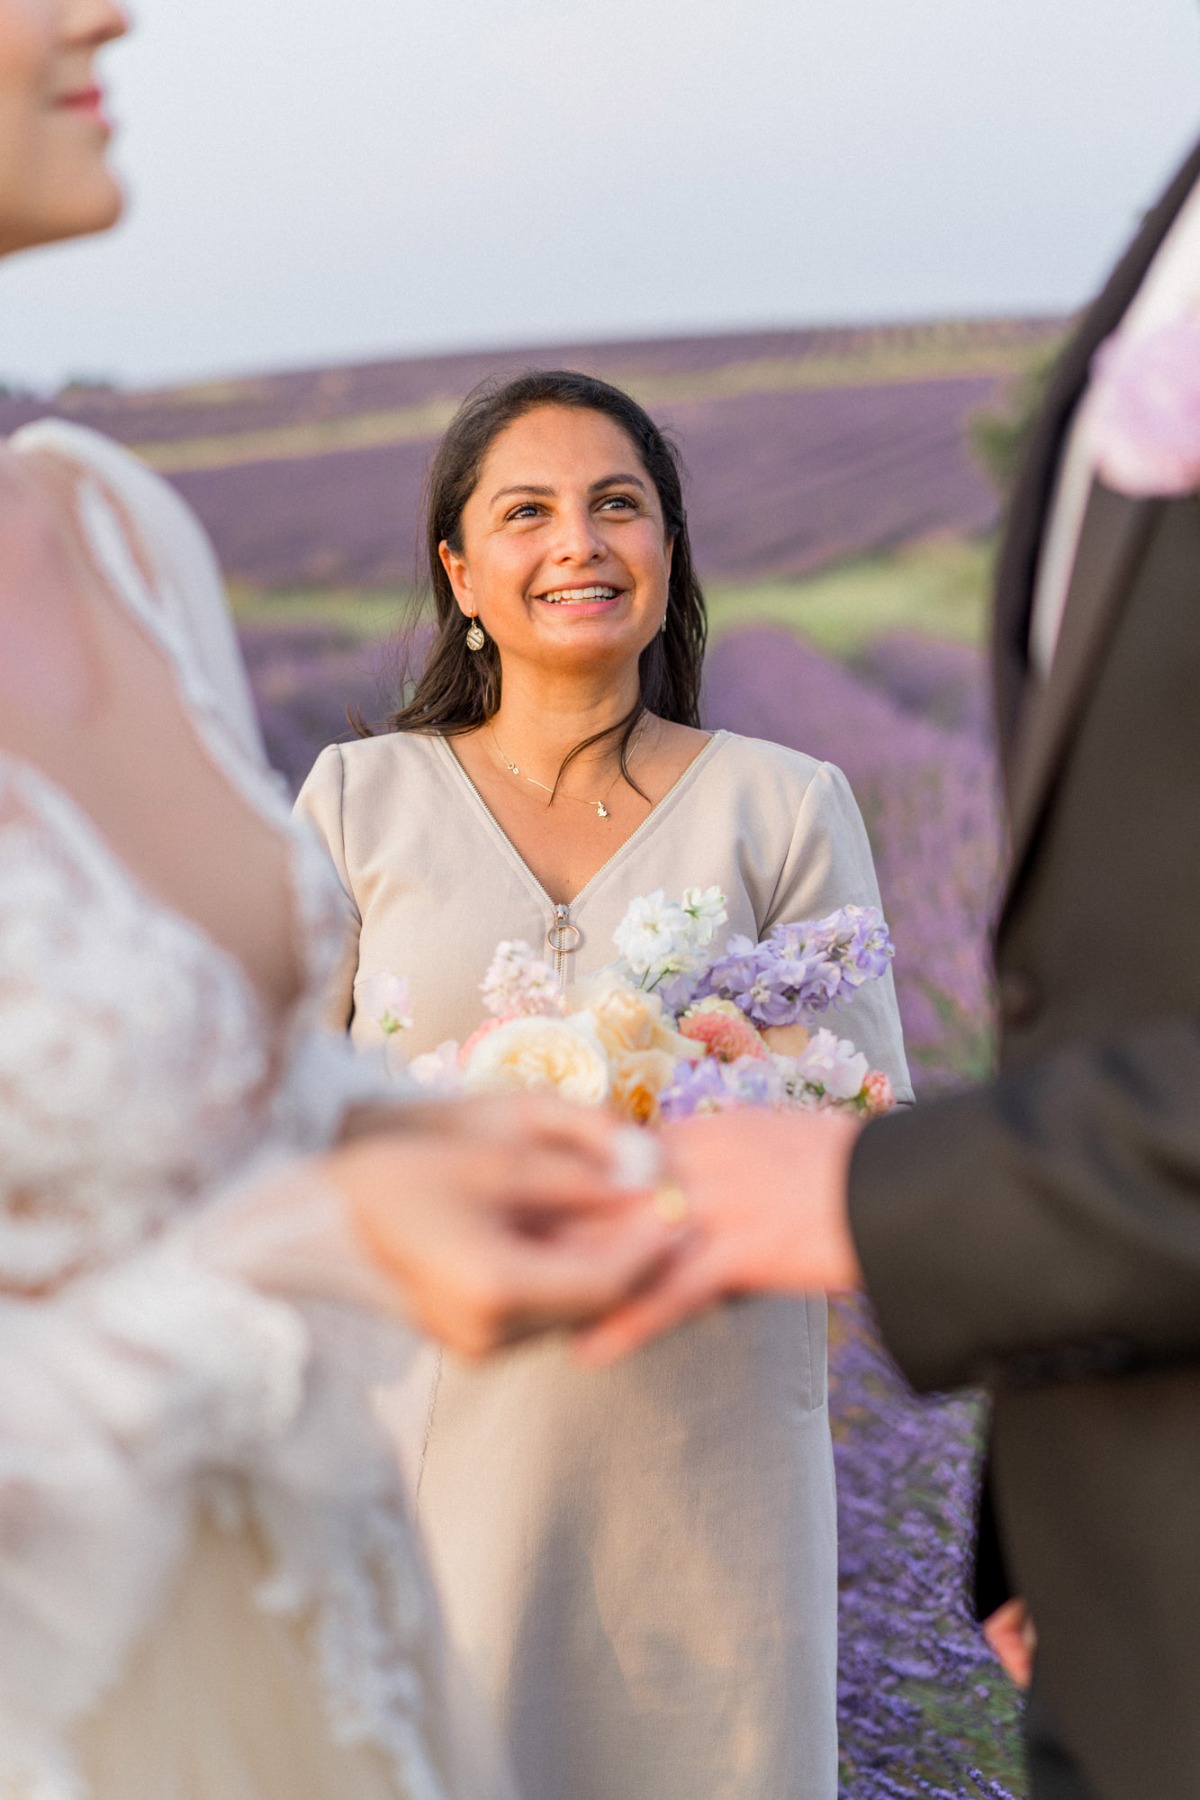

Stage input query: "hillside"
[{"left": 0, "top": 316, "right": 1061, "bottom": 589}]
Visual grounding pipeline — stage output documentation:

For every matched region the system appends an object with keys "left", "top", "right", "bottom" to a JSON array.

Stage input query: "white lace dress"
[{"left": 0, "top": 423, "right": 509, "bottom": 1800}]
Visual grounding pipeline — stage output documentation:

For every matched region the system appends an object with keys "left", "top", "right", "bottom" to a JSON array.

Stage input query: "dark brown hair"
[{"left": 375, "top": 369, "right": 707, "bottom": 793}]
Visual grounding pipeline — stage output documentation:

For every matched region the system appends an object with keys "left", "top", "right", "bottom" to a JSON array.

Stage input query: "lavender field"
[
  {"left": 1, "top": 317, "right": 1059, "bottom": 592},
  {"left": 241, "top": 601, "right": 1022, "bottom": 1800}
]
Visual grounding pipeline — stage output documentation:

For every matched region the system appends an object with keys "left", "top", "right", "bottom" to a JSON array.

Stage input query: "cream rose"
[
  {"left": 462, "top": 1013, "right": 611, "bottom": 1105},
  {"left": 609, "top": 1048, "right": 679, "bottom": 1126},
  {"left": 572, "top": 972, "right": 700, "bottom": 1062}
]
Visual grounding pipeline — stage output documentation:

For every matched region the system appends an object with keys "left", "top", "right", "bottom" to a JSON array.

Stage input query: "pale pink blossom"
[
  {"left": 407, "top": 1040, "right": 465, "bottom": 1092},
  {"left": 355, "top": 971, "right": 412, "bottom": 1036},
  {"left": 1087, "top": 316, "right": 1200, "bottom": 497},
  {"left": 480, "top": 941, "right": 563, "bottom": 1018},
  {"left": 793, "top": 1028, "right": 870, "bottom": 1102}
]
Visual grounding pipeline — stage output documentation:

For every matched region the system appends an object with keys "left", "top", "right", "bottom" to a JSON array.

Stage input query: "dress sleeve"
[
  {"left": 294, "top": 745, "right": 361, "bottom": 1032},
  {"left": 763, "top": 760, "right": 914, "bottom": 1102},
  {"left": 11, "top": 419, "right": 264, "bottom": 766}
]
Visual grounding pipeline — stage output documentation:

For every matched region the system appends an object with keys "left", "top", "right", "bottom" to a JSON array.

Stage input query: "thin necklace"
[{"left": 490, "top": 720, "right": 647, "bottom": 821}]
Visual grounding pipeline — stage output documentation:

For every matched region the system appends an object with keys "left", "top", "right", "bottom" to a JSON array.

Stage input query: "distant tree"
[
  {"left": 968, "top": 334, "right": 1065, "bottom": 499},
  {"left": 58, "top": 375, "right": 119, "bottom": 399}
]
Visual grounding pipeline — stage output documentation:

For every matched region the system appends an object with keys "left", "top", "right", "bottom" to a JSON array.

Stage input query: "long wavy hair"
[{"left": 373, "top": 369, "right": 707, "bottom": 795}]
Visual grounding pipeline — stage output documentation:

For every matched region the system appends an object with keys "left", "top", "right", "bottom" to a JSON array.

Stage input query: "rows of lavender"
[
  {"left": 243, "top": 617, "right": 1023, "bottom": 1798},
  {"left": 0, "top": 320, "right": 1061, "bottom": 593},
  {"left": 159, "top": 373, "right": 1002, "bottom": 591}
]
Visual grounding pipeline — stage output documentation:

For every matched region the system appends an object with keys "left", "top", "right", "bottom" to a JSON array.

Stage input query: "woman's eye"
[
  {"left": 506, "top": 503, "right": 542, "bottom": 521},
  {"left": 598, "top": 494, "right": 637, "bottom": 513}
]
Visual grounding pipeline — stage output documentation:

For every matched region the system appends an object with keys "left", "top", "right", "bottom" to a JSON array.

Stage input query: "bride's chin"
[{"left": 9, "top": 166, "right": 127, "bottom": 256}]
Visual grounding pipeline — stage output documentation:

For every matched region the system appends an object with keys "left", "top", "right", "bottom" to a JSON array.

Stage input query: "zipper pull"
[{"left": 547, "top": 903, "right": 582, "bottom": 988}]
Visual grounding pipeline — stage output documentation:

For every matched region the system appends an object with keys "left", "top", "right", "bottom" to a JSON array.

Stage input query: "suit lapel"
[
  {"left": 991, "top": 134, "right": 1200, "bottom": 771},
  {"left": 1002, "top": 484, "right": 1163, "bottom": 896}
]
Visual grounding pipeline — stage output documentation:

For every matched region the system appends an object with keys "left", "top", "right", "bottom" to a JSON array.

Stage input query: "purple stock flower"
[
  {"left": 698, "top": 904, "right": 895, "bottom": 1027},
  {"left": 658, "top": 1053, "right": 783, "bottom": 1119}
]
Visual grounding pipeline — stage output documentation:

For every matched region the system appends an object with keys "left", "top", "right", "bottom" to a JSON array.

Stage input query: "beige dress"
[{"left": 297, "top": 729, "right": 914, "bottom": 1800}]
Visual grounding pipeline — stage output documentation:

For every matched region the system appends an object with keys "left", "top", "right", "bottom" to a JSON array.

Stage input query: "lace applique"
[{"left": 0, "top": 762, "right": 271, "bottom": 1289}]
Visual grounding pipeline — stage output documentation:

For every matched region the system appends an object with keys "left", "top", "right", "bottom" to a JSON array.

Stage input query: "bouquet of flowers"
[{"left": 366, "top": 888, "right": 897, "bottom": 1124}]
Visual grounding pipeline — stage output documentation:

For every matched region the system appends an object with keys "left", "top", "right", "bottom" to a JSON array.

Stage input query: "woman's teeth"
[{"left": 540, "top": 587, "right": 619, "bottom": 604}]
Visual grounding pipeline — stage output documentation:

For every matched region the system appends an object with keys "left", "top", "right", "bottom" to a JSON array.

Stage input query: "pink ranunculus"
[
  {"left": 679, "top": 999, "right": 768, "bottom": 1064},
  {"left": 458, "top": 1015, "right": 505, "bottom": 1065},
  {"left": 861, "top": 1069, "right": 896, "bottom": 1116},
  {"left": 1086, "top": 316, "right": 1200, "bottom": 497}
]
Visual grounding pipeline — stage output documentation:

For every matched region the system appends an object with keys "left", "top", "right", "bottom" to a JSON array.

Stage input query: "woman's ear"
[{"left": 439, "top": 539, "right": 475, "bottom": 616}]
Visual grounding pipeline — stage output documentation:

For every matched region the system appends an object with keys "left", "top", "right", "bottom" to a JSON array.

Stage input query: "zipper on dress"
[{"left": 547, "top": 902, "right": 582, "bottom": 991}]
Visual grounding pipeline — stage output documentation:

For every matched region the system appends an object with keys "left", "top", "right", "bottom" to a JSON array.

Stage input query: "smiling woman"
[
  {"left": 381, "top": 371, "right": 708, "bottom": 824},
  {"left": 295, "top": 371, "right": 914, "bottom": 1800}
]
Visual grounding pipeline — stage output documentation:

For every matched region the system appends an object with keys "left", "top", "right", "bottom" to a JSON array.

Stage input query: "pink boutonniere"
[{"left": 1085, "top": 314, "right": 1200, "bottom": 498}]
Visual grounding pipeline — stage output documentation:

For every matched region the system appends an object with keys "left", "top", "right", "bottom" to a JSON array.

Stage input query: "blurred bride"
[{"left": 0, "top": 5, "right": 679, "bottom": 1798}]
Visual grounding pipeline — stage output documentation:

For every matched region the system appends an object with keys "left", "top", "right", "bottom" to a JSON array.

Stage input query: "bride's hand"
[
  {"left": 329, "top": 1104, "right": 680, "bottom": 1357},
  {"left": 575, "top": 1109, "right": 864, "bottom": 1364}
]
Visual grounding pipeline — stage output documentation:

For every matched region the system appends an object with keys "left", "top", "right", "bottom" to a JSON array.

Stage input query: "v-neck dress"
[{"left": 296, "top": 728, "right": 913, "bottom": 1800}]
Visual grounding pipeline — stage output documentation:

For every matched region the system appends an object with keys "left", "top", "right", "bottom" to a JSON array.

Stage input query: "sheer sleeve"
[
  {"left": 763, "top": 760, "right": 915, "bottom": 1103},
  {"left": 11, "top": 419, "right": 264, "bottom": 766}
]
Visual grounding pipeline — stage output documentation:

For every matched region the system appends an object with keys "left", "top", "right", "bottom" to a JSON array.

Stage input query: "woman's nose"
[{"left": 550, "top": 503, "right": 605, "bottom": 563}]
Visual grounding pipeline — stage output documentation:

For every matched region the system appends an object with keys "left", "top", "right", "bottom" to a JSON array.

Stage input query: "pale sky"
[{"left": 2, "top": 0, "right": 1199, "bottom": 391}]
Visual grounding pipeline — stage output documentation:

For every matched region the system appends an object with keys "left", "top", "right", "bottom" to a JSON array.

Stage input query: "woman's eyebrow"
[
  {"left": 590, "top": 472, "right": 648, "bottom": 494},
  {"left": 490, "top": 483, "right": 555, "bottom": 504},
  {"left": 489, "top": 472, "right": 648, "bottom": 505}
]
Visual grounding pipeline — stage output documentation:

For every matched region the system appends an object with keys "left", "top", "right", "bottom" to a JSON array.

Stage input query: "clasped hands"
[{"left": 333, "top": 1096, "right": 865, "bottom": 1362}]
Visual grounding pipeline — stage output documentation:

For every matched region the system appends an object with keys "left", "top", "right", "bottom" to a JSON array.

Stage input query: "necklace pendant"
[{"left": 596, "top": 802, "right": 610, "bottom": 819}]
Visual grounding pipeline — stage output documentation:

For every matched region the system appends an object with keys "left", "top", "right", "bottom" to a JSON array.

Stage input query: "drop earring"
[{"left": 466, "top": 615, "right": 486, "bottom": 652}]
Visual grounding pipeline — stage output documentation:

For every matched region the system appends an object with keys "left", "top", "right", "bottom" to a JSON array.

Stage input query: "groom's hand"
[
  {"left": 983, "top": 1597, "right": 1037, "bottom": 1690},
  {"left": 574, "top": 1109, "right": 865, "bottom": 1364}
]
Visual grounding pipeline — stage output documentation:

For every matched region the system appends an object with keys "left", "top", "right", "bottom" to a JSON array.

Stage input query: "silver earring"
[{"left": 466, "top": 616, "right": 486, "bottom": 652}]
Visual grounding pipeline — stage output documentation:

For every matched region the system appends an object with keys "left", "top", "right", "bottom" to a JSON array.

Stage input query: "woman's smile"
[{"left": 534, "top": 583, "right": 626, "bottom": 615}]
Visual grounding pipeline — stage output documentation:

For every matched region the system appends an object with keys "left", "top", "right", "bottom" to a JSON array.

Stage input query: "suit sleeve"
[
  {"left": 293, "top": 745, "right": 360, "bottom": 1032},
  {"left": 848, "top": 1015, "right": 1200, "bottom": 1392}
]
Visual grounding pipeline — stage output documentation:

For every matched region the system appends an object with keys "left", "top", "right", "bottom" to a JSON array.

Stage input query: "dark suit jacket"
[{"left": 848, "top": 136, "right": 1200, "bottom": 1800}]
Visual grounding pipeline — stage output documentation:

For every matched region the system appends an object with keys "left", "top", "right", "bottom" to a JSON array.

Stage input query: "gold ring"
[{"left": 654, "top": 1182, "right": 689, "bottom": 1226}]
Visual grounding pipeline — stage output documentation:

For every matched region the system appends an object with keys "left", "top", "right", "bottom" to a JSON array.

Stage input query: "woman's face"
[
  {"left": 442, "top": 405, "right": 674, "bottom": 683},
  {"left": 0, "top": 0, "right": 127, "bottom": 258}
]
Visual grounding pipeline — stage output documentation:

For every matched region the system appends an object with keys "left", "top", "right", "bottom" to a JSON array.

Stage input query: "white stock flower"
[
  {"left": 681, "top": 885, "right": 728, "bottom": 950},
  {"left": 462, "top": 1014, "right": 611, "bottom": 1106},
  {"left": 794, "top": 1028, "right": 870, "bottom": 1102},
  {"left": 613, "top": 886, "right": 727, "bottom": 990}
]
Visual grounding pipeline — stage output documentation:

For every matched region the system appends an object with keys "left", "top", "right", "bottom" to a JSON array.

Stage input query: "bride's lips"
[
  {"left": 534, "top": 584, "right": 626, "bottom": 617},
  {"left": 55, "top": 85, "right": 110, "bottom": 125}
]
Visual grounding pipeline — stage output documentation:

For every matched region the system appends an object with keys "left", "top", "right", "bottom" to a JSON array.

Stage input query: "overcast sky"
[{"left": 2, "top": 0, "right": 1198, "bottom": 391}]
